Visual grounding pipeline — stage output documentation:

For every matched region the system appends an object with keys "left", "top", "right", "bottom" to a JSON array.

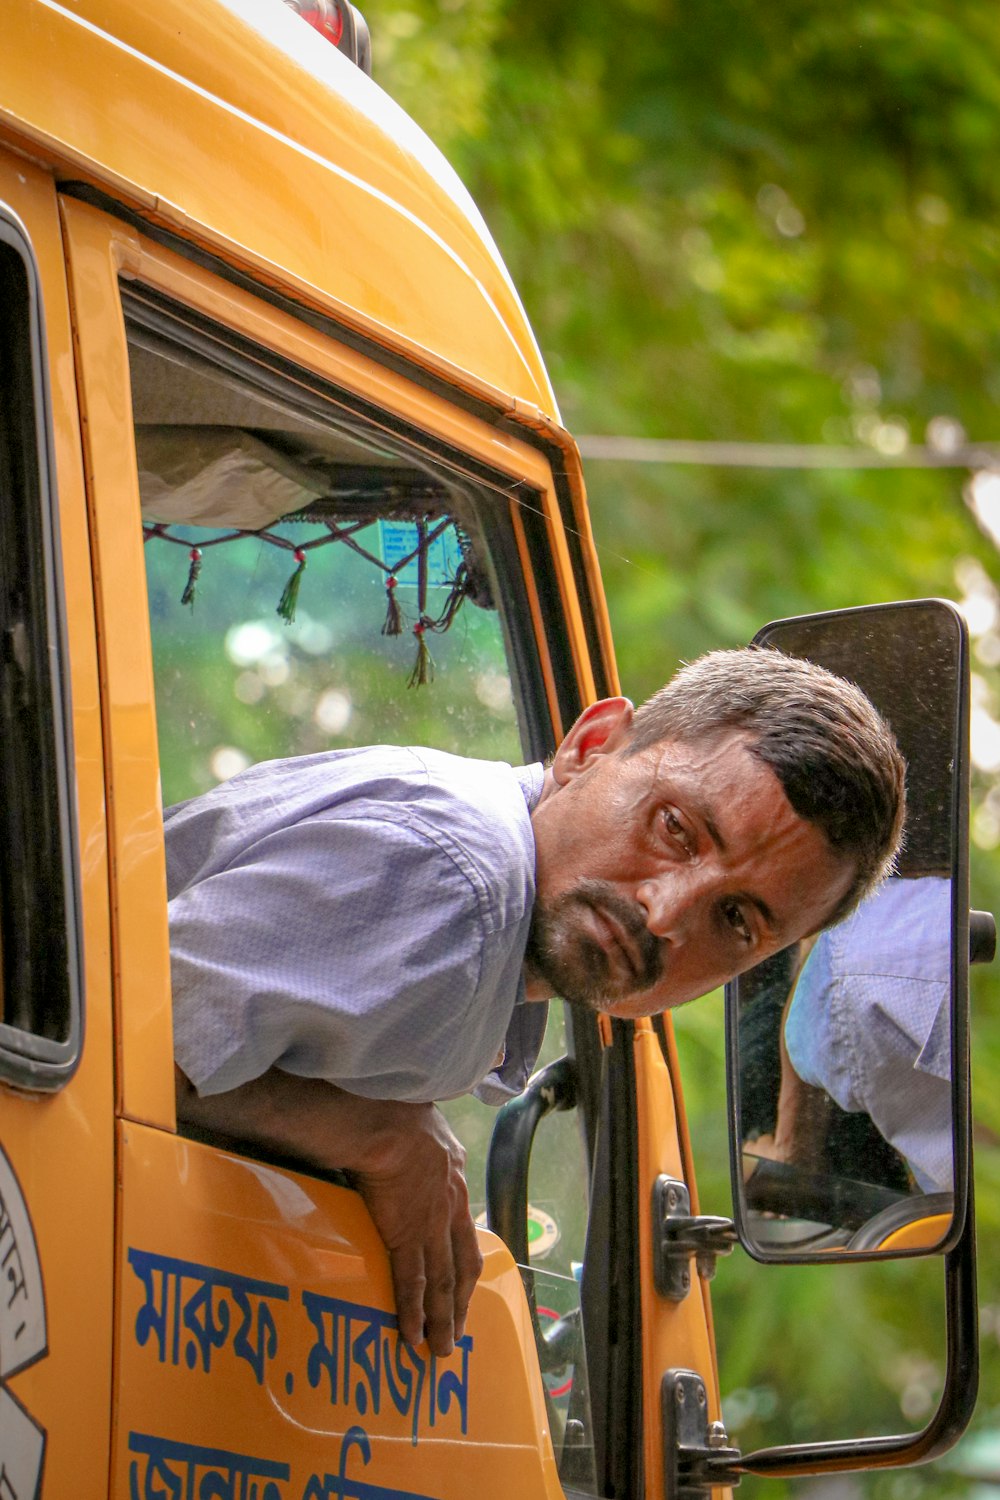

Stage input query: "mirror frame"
[
  {"left": 726, "top": 599, "right": 972, "bottom": 1264},
  {"left": 713, "top": 599, "right": 980, "bottom": 1483}
]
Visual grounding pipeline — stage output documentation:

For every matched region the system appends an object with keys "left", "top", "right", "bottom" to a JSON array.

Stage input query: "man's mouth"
[
  {"left": 580, "top": 894, "right": 661, "bottom": 990},
  {"left": 587, "top": 904, "right": 639, "bottom": 980},
  {"left": 525, "top": 878, "right": 664, "bottom": 1007}
]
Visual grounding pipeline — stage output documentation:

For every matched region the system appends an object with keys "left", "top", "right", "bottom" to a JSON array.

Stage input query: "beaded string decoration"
[
  {"left": 142, "top": 510, "right": 480, "bottom": 687},
  {"left": 408, "top": 518, "right": 433, "bottom": 688},
  {"left": 276, "top": 547, "right": 307, "bottom": 624},
  {"left": 180, "top": 547, "right": 202, "bottom": 609},
  {"left": 381, "top": 573, "right": 402, "bottom": 638}
]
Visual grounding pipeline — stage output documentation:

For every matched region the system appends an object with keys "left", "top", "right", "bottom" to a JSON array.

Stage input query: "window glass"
[
  {"left": 129, "top": 329, "right": 523, "bottom": 800},
  {"left": 0, "top": 223, "right": 80, "bottom": 1087}
]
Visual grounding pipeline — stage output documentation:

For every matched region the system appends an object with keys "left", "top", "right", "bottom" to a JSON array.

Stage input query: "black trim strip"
[
  {"left": 495, "top": 419, "right": 613, "bottom": 702},
  {"left": 0, "top": 206, "right": 83, "bottom": 1090},
  {"left": 601, "top": 1018, "right": 642, "bottom": 1500}
]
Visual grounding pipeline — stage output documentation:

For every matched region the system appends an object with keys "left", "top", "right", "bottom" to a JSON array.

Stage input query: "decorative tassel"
[
  {"left": 408, "top": 620, "right": 434, "bottom": 688},
  {"left": 277, "top": 548, "right": 306, "bottom": 624},
  {"left": 433, "top": 560, "right": 469, "bottom": 632},
  {"left": 407, "top": 519, "right": 433, "bottom": 687},
  {"left": 381, "top": 574, "right": 403, "bottom": 636},
  {"left": 180, "top": 547, "right": 203, "bottom": 609}
]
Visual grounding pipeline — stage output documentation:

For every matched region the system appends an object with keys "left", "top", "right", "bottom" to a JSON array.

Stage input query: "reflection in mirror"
[
  {"left": 730, "top": 600, "right": 965, "bottom": 1258},
  {"left": 739, "top": 876, "right": 953, "bottom": 1250}
]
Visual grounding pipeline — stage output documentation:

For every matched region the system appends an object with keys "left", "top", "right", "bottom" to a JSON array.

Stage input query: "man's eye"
[
  {"left": 723, "top": 901, "right": 753, "bottom": 945},
  {"left": 661, "top": 808, "right": 693, "bottom": 853}
]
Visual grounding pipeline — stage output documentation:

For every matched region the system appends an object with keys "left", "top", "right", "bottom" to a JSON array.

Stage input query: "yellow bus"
[{"left": 0, "top": 3, "right": 982, "bottom": 1497}]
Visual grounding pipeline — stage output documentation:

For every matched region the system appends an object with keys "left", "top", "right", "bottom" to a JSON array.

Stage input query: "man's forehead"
[
  {"left": 632, "top": 724, "right": 754, "bottom": 768},
  {"left": 633, "top": 729, "right": 770, "bottom": 807}
]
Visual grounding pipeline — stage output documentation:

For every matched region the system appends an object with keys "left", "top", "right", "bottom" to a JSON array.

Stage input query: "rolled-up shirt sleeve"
[{"left": 170, "top": 805, "right": 526, "bottom": 1104}]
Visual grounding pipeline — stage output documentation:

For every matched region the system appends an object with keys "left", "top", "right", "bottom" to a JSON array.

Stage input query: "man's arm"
[
  {"left": 750, "top": 983, "right": 835, "bottom": 1169},
  {"left": 175, "top": 1066, "right": 483, "bottom": 1357}
]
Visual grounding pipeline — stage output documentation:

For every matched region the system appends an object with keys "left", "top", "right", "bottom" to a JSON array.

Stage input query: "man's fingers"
[
  {"left": 352, "top": 1103, "right": 484, "bottom": 1356},
  {"left": 387, "top": 1213, "right": 482, "bottom": 1355},
  {"left": 388, "top": 1243, "right": 427, "bottom": 1351},
  {"left": 421, "top": 1225, "right": 459, "bottom": 1357},
  {"left": 452, "top": 1210, "right": 484, "bottom": 1343}
]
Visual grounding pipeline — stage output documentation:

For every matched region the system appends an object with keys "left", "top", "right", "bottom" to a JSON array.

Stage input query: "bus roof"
[{"left": 3, "top": 0, "right": 559, "bottom": 416}]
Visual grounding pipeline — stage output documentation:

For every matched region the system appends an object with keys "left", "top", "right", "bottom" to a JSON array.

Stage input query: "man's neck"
[{"left": 521, "top": 965, "right": 551, "bottom": 1004}]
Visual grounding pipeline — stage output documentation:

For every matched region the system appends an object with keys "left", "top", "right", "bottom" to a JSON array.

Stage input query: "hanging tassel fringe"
[
  {"left": 277, "top": 548, "right": 307, "bottom": 624},
  {"left": 433, "top": 560, "right": 469, "bottom": 632},
  {"left": 150, "top": 518, "right": 478, "bottom": 693},
  {"left": 180, "top": 547, "right": 203, "bottom": 609},
  {"left": 407, "top": 519, "right": 433, "bottom": 686},
  {"left": 381, "top": 574, "right": 403, "bottom": 636},
  {"left": 408, "top": 621, "right": 434, "bottom": 688}
]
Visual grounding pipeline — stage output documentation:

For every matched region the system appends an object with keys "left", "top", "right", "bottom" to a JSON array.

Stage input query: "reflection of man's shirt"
[
  {"left": 784, "top": 876, "right": 952, "bottom": 1192},
  {"left": 166, "top": 746, "right": 547, "bottom": 1107}
]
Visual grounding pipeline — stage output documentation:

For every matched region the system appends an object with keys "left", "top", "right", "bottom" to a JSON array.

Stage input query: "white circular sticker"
[
  {"left": 525, "top": 1204, "right": 559, "bottom": 1259},
  {"left": 475, "top": 1203, "right": 560, "bottom": 1258}
]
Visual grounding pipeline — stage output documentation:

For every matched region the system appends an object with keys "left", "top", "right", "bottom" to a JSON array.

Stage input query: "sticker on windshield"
[
  {"left": 378, "top": 521, "right": 461, "bottom": 589},
  {"left": 475, "top": 1204, "right": 559, "bottom": 1259},
  {"left": 526, "top": 1205, "right": 559, "bottom": 1259}
]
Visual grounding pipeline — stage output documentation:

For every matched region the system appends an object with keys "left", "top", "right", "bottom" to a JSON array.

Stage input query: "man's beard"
[{"left": 525, "top": 878, "right": 663, "bottom": 1011}]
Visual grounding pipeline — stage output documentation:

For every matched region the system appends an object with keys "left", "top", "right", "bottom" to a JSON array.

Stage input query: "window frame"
[
  {"left": 0, "top": 207, "right": 83, "bottom": 1089},
  {"left": 122, "top": 283, "right": 560, "bottom": 767}
]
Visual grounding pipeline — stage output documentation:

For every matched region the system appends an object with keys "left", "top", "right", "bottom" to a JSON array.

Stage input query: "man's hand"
[
  {"left": 347, "top": 1103, "right": 483, "bottom": 1354},
  {"left": 175, "top": 1067, "right": 483, "bottom": 1356}
]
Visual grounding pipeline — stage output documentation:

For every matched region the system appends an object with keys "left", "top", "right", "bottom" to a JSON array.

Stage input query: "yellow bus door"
[{"left": 0, "top": 156, "right": 114, "bottom": 1500}]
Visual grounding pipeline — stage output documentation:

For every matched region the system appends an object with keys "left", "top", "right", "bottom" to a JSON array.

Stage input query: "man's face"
[{"left": 526, "top": 700, "right": 854, "bottom": 1017}]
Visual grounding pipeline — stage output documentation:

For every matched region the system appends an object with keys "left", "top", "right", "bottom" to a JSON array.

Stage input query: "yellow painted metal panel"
[
  {"left": 0, "top": 150, "right": 114, "bottom": 1498},
  {"left": 60, "top": 202, "right": 177, "bottom": 1132},
  {"left": 114, "top": 1121, "right": 566, "bottom": 1500},
  {"left": 3, "top": 0, "right": 557, "bottom": 415},
  {"left": 504, "top": 404, "right": 620, "bottom": 700}
]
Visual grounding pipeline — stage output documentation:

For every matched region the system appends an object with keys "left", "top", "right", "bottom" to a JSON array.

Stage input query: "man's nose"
[{"left": 637, "top": 868, "right": 714, "bottom": 943}]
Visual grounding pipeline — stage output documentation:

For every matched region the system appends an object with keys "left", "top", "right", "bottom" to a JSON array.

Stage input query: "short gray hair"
[{"left": 628, "top": 647, "right": 906, "bottom": 925}]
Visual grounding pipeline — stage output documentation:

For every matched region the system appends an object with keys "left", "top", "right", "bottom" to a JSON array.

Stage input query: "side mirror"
[{"left": 726, "top": 599, "right": 982, "bottom": 1261}]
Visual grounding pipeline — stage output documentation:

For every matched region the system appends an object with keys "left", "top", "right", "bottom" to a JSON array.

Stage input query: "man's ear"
[{"left": 551, "top": 698, "right": 635, "bottom": 786}]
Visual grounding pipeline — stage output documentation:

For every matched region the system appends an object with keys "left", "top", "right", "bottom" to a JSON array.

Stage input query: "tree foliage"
[{"left": 363, "top": 2, "right": 1000, "bottom": 1491}]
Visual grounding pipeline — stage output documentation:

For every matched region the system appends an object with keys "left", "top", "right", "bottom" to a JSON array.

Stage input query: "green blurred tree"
[{"left": 362, "top": 1, "right": 1000, "bottom": 1490}]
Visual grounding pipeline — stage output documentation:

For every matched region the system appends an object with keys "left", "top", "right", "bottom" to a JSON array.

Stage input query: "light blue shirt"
[
  {"left": 166, "top": 746, "right": 547, "bottom": 1106},
  {"left": 784, "top": 876, "right": 952, "bottom": 1192}
]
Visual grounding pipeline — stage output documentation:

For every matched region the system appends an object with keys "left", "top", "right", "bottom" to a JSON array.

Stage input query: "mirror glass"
[{"left": 728, "top": 600, "right": 966, "bottom": 1259}]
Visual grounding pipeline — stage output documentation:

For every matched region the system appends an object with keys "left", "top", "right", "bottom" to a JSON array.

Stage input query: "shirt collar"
[{"left": 515, "top": 762, "right": 544, "bottom": 814}]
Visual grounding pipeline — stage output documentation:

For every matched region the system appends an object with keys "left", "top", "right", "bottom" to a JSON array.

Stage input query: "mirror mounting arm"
[
  {"left": 653, "top": 1177, "right": 738, "bottom": 1301},
  {"left": 662, "top": 1369, "right": 742, "bottom": 1498},
  {"left": 970, "top": 910, "right": 996, "bottom": 966}
]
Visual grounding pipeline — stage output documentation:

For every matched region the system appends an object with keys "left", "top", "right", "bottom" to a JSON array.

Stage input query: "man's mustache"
[{"left": 573, "top": 880, "right": 663, "bottom": 989}]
